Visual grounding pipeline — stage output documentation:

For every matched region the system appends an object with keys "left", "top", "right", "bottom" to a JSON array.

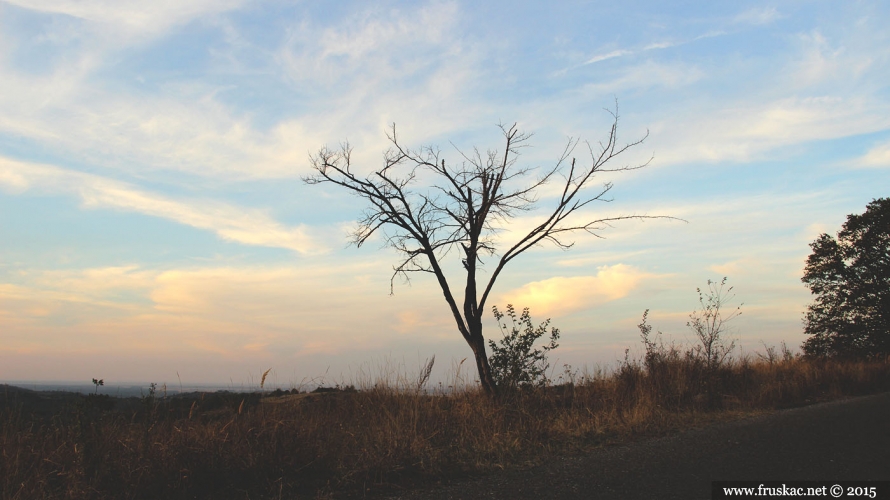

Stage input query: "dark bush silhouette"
[
  {"left": 802, "top": 198, "right": 890, "bottom": 358},
  {"left": 488, "top": 305, "right": 559, "bottom": 390}
]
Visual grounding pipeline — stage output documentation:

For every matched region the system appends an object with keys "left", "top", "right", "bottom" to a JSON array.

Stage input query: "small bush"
[{"left": 488, "top": 304, "right": 560, "bottom": 390}]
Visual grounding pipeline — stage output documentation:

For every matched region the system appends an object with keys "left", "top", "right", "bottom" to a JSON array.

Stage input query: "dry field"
[{"left": 2, "top": 355, "right": 889, "bottom": 499}]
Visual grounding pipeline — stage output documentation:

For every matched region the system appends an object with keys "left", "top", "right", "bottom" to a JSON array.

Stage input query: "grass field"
[{"left": 2, "top": 352, "right": 889, "bottom": 500}]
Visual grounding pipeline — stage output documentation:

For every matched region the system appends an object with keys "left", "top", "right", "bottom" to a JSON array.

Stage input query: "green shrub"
[{"left": 488, "top": 305, "right": 559, "bottom": 390}]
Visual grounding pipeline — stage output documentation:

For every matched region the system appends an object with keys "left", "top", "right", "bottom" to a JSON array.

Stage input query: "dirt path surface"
[{"left": 384, "top": 392, "right": 890, "bottom": 500}]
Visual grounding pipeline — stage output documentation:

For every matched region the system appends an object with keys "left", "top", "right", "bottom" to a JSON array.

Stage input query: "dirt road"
[{"left": 386, "top": 392, "right": 890, "bottom": 499}]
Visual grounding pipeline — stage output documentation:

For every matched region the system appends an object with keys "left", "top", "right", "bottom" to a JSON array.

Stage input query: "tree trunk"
[
  {"left": 461, "top": 242, "right": 498, "bottom": 395},
  {"left": 466, "top": 322, "right": 498, "bottom": 395}
]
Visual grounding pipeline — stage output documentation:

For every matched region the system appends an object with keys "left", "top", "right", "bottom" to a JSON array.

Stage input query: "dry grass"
[{"left": 2, "top": 355, "right": 889, "bottom": 500}]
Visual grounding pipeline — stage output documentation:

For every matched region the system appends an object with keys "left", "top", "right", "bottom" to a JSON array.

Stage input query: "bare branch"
[{"left": 304, "top": 104, "right": 679, "bottom": 394}]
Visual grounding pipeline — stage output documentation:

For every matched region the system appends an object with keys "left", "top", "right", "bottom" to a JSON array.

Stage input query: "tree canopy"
[{"left": 802, "top": 198, "right": 890, "bottom": 358}]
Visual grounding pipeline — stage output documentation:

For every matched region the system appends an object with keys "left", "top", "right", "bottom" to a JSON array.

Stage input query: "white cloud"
[
  {"left": 857, "top": 141, "right": 890, "bottom": 168},
  {"left": 495, "top": 264, "right": 656, "bottom": 317},
  {"left": 582, "top": 49, "right": 632, "bottom": 65},
  {"left": 643, "top": 41, "right": 676, "bottom": 51},
  {"left": 734, "top": 7, "right": 781, "bottom": 26},
  {"left": 0, "top": 68, "right": 331, "bottom": 180},
  {"left": 0, "top": 157, "right": 324, "bottom": 254}
]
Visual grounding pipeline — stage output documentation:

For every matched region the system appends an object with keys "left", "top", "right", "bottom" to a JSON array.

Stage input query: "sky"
[{"left": 1, "top": 1, "right": 888, "bottom": 388}]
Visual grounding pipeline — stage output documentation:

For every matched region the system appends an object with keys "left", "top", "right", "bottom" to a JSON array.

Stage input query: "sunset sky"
[{"left": 1, "top": 1, "right": 888, "bottom": 388}]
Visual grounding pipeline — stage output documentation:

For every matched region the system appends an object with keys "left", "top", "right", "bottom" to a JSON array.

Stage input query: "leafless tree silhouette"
[{"left": 304, "top": 107, "right": 673, "bottom": 394}]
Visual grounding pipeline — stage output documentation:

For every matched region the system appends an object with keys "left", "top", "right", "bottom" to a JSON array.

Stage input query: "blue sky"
[{"left": 1, "top": 1, "right": 888, "bottom": 387}]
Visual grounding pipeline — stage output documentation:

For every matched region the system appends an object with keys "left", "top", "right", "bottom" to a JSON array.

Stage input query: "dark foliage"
[{"left": 802, "top": 198, "right": 890, "bottom": 358}]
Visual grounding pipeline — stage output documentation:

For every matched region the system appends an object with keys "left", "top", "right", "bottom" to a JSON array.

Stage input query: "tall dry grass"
[{"left": 2, "top": 355, "right": 889, "bottom": 500}]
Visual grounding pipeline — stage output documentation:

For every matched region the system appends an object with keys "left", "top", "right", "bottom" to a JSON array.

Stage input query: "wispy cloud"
[
  {"left": 582, "top": 49, "right": 632, "bottom": 66},
  {"left": 0, "top": 157, "right": 324, "bottom": 254},
  {"left": 315, "top": 1, "right": 458, "bottom": 60},
  {"left": 5, "top": 0, "right": 247, "bottom": 40},
  {"left": 651, "top": 95, "right": 890, "bottom": 166},
  {"left": 734, "top": 7, "right": 781, "bottom": 26},
  {"left": 566, "top": 29, "right": 726, "bottom": 76},
  {"left": 0, "top": 259, "right": 450, "bottom": 359},
  {"left": 788, "top": 28, "right": 880, "bottom": 91},
  {"left": 276, "top": 0, "right": 463, "bottom": 91},
  {"left": 274, "top": 1, "right": 480, "bottom": 151},
  {"left": 642, "top": 30, "right": 726, "bottom": 52},
  {"left": 0, "top": 1, "right": 479, "bottom": 183},
  {"left": 0, "top": 69, "right": 328, "bottom": 180}
]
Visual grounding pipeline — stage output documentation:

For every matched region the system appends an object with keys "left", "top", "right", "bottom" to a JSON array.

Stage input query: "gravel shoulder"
[{"left": 384, "top": 392, "right": 890, "bottom": 500}]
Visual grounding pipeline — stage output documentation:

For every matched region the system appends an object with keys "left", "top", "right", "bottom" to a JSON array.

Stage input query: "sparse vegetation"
[
  {"left": 2, "top": 352, "right": 888, "bottom": 500},
  {"left": 687, "top": 277, "right": 741, "bottom": 371}
]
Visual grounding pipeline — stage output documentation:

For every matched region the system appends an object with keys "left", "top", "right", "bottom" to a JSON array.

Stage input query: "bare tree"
[{"left": 304, "top": 108, "right": 669, "bottom": 394}]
